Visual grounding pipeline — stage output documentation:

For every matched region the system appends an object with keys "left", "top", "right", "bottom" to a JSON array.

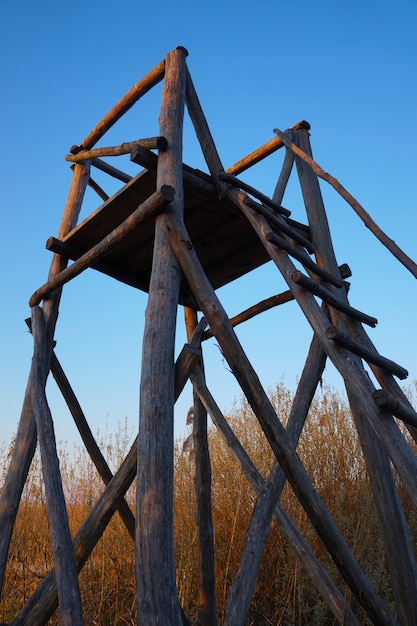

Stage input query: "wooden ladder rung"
[
  {"left": 372, "top": 389, "right": 417, "bottom": 426},
  {"left": 292, "top": 270, "right": 378, "bottom": 327},
  {"left": 220, "top": 172, "right": 292, "bottom": 217},
  {"left": 326, "top": 326, "right": 408, "bottom": 380},
  {"left": 266, "top": 232, "right": 343, "bottom": 287},
  {"left": 244, "top": 196, "right": 314, "bottom": 253}
]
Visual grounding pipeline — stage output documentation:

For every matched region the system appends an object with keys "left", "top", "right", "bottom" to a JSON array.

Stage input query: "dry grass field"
[{"left": 1, "top": 382, "right": 416, "bottom": 625}]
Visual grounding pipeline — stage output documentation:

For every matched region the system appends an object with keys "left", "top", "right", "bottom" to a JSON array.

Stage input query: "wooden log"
[
  {"left": 12, "top": 317, "right": 204, "bottom": 626},
  {"left": 190, "top": 365, "right": 359, "bottom": 626},
  {"left": 243, "top": 195, "right": 314, "bottom": 253},
  {"left": 49, "top": 351, "right": 135, "bottom": 538},
  {"left": 46, "top": 236, "right": 199, "bottom": 308},
  {"left": 174, "top": 317, "right": 207, "bottom": 395},
  {"left": 220, "top": 172, "right": 291, "bottom": 217},
  {"left": 66, "top": 137, "right": 167, "bottom": 163},
  {"left": 131, "top": 144, "right": 221, "bottom": 199},
  {"left": 326, "top": 326, "right": 408, "bottom": 379},
  {"left": 166, "top": 217, "right": 397, "bottom": 625},
  {"left": 184, "top": 309, "right": 217, "bottom": 626},
  {"left": 373, "top": 389, "right": 417, "bottom": 428},
  {"left": 135, "top": 46, "right": 187, "bottom": 626},
  {"left": 233, "top": 186, "right": 417, "bottom": 508},
  {"left": 13, "top": 434, "right": 139, "bottom": 626},
  {"left": 287, "top": 126, "right": 417, "bottom": 625},
  {"left": 185, "top": 68, "right": 226, "bottom": 199},
  {"left": 343, "top": 320, "right": 417, "bottom": 444},
  {"left": 73, "top": 58, "right": 166, "bottom": 152},
  {"left": 347, "top": 386, "right": 417, "bottom": 626},
  {"left": 202, "top": 264, "right": 351, "bottom": 341},
  {"left": 272, "top": 141, "right": 295, "bottom": 204},
  {"left": 209, "top": 189, "right": 417, "bottom": 623},
  {"left": 266, "top": 231, "right": 343, "bottom": 287},
  {"left": 203, "top": 290, "right": 295, "bottom": 340},
  {"left": 91, "top": 157, "right": 133, "bottom": 183},
  {"left": 274, "top": 127, "right": 417, "bottom": 279},
  {"left": 30, "top": 306, "right": 84, "bottom": 626},
  {"left": 292, "top": 270, "right": 378, "bottom": 327},
  {"left": 0, "top": 161, "right": 91, "bottom": 594},
  {"left": 291, "top": 126, "right": 417, "bottom": 477},
  {"left": 29, "top": 186, "right": 175, "bottom": 307},
  {"left": 226, "top": 120, "right": 310, "bottom": 176}
]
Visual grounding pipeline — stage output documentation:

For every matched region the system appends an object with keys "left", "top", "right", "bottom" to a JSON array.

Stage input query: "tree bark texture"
[{"left": 135, "top": 46, "right": 187, "bottom": 626}]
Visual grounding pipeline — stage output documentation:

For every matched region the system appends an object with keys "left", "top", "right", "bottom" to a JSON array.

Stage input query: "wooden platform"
[{"left": 50, "top": 166, "right": 272, "bottom": 308}]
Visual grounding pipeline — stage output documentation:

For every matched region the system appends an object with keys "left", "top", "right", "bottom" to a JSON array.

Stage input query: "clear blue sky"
[{"left": 1, "top": 0, "right": 416, "bottom": 450}]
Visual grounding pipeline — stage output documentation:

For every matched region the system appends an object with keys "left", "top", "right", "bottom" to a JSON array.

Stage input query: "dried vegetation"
[{"left": 1, "top": 383, "right": 416, "bottom": 625}]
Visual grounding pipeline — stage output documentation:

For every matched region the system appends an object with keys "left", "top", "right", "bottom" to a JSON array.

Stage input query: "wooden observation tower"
[{"left": 1, "top": 47, "right": 417, "bottom": 625}]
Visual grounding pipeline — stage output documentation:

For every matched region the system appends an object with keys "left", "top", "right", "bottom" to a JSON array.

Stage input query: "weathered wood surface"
[
  {"left": 266, "top": 231, "right": 343, "bottom": 286},
  {"left": 57, "top": 153, "right": 274, "bottom": 299},
  {"left": 202, "top": 262, "right": 351, "bottom": 342},
  {"left": 220, "top": 172, "right": 291, "bottom": 217},
  {"left": 135, "top": 47, "right": 187, "bottom": 626},
  {"left": 225, "top": 120, "right": 310, "bottom": 176},
  {"left": 292, "top": 270, "right": 378, "bottom": 326},
  {"left": 373, "top": 389, "right": 417, "bottom": 427},
  {"left": 12, "top": 314, "right": 204, "bottom": 626},
  {"left": 184, "top": 309, "right": 217, "bottom": 626},
  {"left": 29, "top": 186, "right": 175, "bottom": 307},
  {"left": 293, "top": 125, "right": 417, "bottom": 626},
  {"left": 0, "top": 161, "right": 90, "bottom": 594},
  {"left": 203, "top": 290, "right": 295, "bottom": 340},
  {"left": 190, "top": 357, "right": 360, "bottom": 626},
  {"left": 12, "top": 435, "right": 139, "bottom": 626},
  {"left": 166, "top": 216, "right": 397, "bottom": 625},
  {"left": 244, "top": 196, "right": 314, "bottom": 252},
  {"left": 31, "top": 306, "right": 84, "bottom": 625},
  {"left": 346, "top": 321, "right": 417, "bottom": 444},
  {"left": 272, "top": 142, "right": 295, "bottom": 204},
  {"left": 66, "top": 137, "right": 167, "bottom": 162},
  {"left": 347, "top": 384, "right": 417, "bottom": 626},
  {"left": 326, "top": 325, "right": 408, "bottom": 379},
  {"left": 131, "top": 144, "right": 218, "bottom": 196},
  {"left": 274, "top": 127, "right": 417, "bottom": 279}
]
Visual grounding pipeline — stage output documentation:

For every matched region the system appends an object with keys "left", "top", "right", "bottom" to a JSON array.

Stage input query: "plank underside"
[{"left": 59, "top": 166, "right": 271, "bottom": 306}]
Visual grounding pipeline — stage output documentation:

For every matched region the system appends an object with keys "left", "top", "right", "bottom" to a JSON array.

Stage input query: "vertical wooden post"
[
  {"left": 31, "top": 306, "right": 84, "bottom": 625},
  {"left": 184, "top": 308, "right": 217, "bottom": 626},
  {"left": 135, "top": 47, "right": 187, "bottom": 625}
]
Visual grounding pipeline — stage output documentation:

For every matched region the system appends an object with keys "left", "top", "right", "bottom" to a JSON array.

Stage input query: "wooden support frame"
[
  {"left": 1, "top": 46, "right": 416, "bottom": 626},
  {"left": 135, "top": 46, "right": 188, "bottom": 625}
]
